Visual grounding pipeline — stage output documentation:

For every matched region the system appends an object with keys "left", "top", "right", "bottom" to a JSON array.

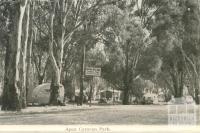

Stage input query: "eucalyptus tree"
[
  {"left": 145, "top": 0, "right": 187, "bottom": 98},
  {"left": 181, "top": 0, "right": 200, "bottom": 103},
  {"left": 32, "top": 2, "right": 49, "bottom": 85},
  {"left": 141, "top": 0, "right": 200, "bottom": 103},
  {"left": 1, "top": 0, "right": 28, "bottom": 111},
  {"left": 99, "top": 1, "right": 148, "bottom": 104},
  {"left": 46, "top": 0, "right": 121, "bottom": 105}
]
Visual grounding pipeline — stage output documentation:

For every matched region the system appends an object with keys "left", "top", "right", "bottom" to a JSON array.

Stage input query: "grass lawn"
[{"left": 0, "top": 105, "right": 199, "bottom": 125}]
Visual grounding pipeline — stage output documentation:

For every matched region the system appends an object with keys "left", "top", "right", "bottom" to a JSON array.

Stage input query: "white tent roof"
[
  {"left": 31, "top": 83, "right": 64, "bottom": 105},
  {"left": 32, "top": 83, "right": 50, "bottom": 94}
]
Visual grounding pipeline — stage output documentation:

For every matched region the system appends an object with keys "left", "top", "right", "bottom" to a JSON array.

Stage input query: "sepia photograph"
[{"left": 0, "top": 0, "right": 200, "bottom": 132}]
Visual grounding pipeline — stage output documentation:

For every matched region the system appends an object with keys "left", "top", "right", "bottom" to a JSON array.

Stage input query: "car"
[
  {"left": 98, "top": 98, "right": 107, "bottom": 104},
  {"left": 145, "top": 97, "right": 153, "bottom": 104},
  {"left": 142, "top": 96, "right": 153, "bottom": 105}
]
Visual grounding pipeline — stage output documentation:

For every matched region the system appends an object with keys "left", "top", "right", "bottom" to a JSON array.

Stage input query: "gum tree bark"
[
  {"left": 50, "top": 0, "right": 67, "bottom": 105},
  {"left": 122, "top": 43, "right": 130, "bottom": 105},
  {"left": 48, "top": 0, "right": 117, "bottom": 105},
  {"left": 1, "top": 0, "right": 28, "bottom": 111},
  {"left": 21, "top": 2, "right": 30, "bottom": 108},
  {"left": 26, "top": 2, "right": 34, "bottom": 100},
  {"left": 48, "top": 2, "right": 63, "bottom": 105},
  {"left": 170, "top": 69, "right": 184, "bottom": 98},
  {"left": 49, "top": 0, "right": 79, "bottom": 105}
]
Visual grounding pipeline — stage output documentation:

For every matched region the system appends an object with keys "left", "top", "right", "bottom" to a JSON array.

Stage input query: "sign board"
[{"left": 85, "top": 67, "right": 101, "bottom": 77}]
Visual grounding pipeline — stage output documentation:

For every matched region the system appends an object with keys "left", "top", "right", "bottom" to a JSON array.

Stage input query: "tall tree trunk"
[
  {"left": 1, "top": 0, "right": 27, "bottom": 111},
  {"left": 49, "top": 71, "right": 62, "bottom": 105},
  {"left": 123, "top": 77, "right": 130, "bottom": 105},
  {"left": 26, "top": 1, "right": 34, "bottom": 103},
  {"left": 63, "top": 73, "right": 73, "bottom": 101},
  {"left": 48, "top": 3, "right": 63, "bottom": 105},
  {"left": 21, "top": 2, "right": 30, "bottom": 108},
  {"left": 171, "top": 71, "right": 184, "bottom": 98},
  {"left": 123, "top": 43, "right": 130, "bottom": 105},
  {"left": 194, "top": 74, "right": 200, "bottom": 104}
]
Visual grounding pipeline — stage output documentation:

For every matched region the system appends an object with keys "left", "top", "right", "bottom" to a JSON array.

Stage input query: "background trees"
[
  {"left": 138, "top": 0, "right": 200, "bottom": 103},
  {"left": 182, "top": 0, "right": 200, "bottom": 104}
]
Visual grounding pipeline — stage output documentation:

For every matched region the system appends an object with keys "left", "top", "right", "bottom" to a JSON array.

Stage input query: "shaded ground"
[{"left": 0, "top": 105, "right": 199, "bottom": 125}]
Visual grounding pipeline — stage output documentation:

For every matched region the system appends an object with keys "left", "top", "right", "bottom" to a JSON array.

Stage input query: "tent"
[{"left": 31, "top": 83, "right": 64, "bottom": 105}]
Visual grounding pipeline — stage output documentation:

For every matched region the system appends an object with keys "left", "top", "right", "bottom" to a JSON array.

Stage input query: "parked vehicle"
[
  {"left": 98, "top": 98, "right": 107, "bottom": 104},
  {"left": 144, "top": 97, "right": 153, "bottom": 104},
  {"left": 142, "top": 93, "right": 157, "bottom": 104}
]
